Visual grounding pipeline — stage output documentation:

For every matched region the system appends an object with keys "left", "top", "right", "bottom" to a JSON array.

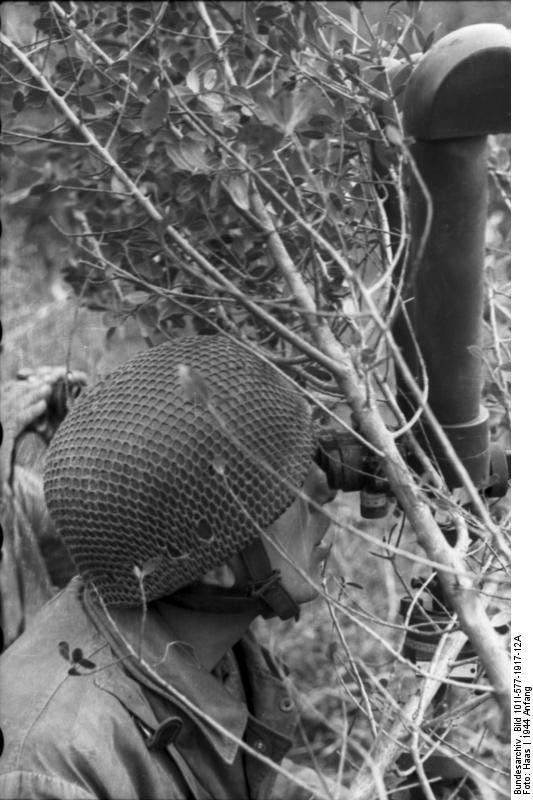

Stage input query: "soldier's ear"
[{"left": 200, "top": 562, "right": 236, "bottom": 589}]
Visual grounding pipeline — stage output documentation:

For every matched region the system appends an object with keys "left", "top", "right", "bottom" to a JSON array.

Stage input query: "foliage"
[
  {"left": 1, "top": 1, "right": 414, "bottom": 357},
  {"left": 1, "top": 2, "right": 511, "bottom": 798}
]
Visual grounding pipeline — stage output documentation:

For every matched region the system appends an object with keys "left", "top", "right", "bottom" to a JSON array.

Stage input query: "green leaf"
[
  {"left": 2, "top": 168, "right": 46, "bottom": 206},
  {"left": 58, "top": 641, "right": 70, "bottom": 661},
  {"left": 361, "top": 348, "right": 376, "bottom": 367},
  {"left": 140, "top": 555, "right": 163, "bottom": 577},
  {"left": 178, "top": 364, "right": 210, "bottom": 407},
  {"left": 236, "top": 123, "right": 283, "bottom": 153},
  {"left": 200, "top": 92, "right": 224, "bottom": 115},
  {"left": 326, "top": 64, "right": 343, "bottom": 83},
  {"left": 80, "top": 95, "right": 96, "bottom": 115},
  {"left": 328, "top": 192, "right": 343, "bottom": 213},
  {"left": 78, "top": 658, "right": 97, "bottom": 670},
  {"left": 170, "top": 53, "right": 190, "bottom": 75},
  {"left": 229, "top": 86, "right": 253, "bottom": 106},
  {"left": 491, "top": 610, "right": 510, "bottom": 633},
  {"left": 273, "top": 90, "right": 315, "bottom": 135},
  {"left": 212, "top": 455, "right": 226, "bottom": 476},
  {"left": 55, "top": 56, "right": 85, "bottom": 81},
  {"left": 385, "top": 124, "right": 402, "bottom": 147},
  {"left": 224, "top": 175, "right": 250, "bottom": 210},
  {"left": 186, "top": 214, "right": 209, "bottom": 233},
  {"left": 137, "top": 70, "right": 158, "bottom": 99},
  {"left": 186, "top": 69, "right": 200, "bottom": 94},
  {"left": 203, "top": 69, "right": 218, "bottom": 91},
  {"left": 303, "top": 7, "right": 319, "bottom": 46},
  {"left": 110, "top": 174, "right": 129, "bottom": 195},
  {"left": 308, "top": 114, "right": 335, "bottom": 130},
  {"left": 130, "top": 6, "right": 152, "bottom": 21},
  {"left": 157, "top": 298, "right": 183, "bottom": 323},
  {"left": 166, "top": 139, "right": 213, "bottom": 173},
  {"left": 142, "top": 90, "right": 169, "bottom": 133},
  {"left": 119, "top": 116, "right": 144, "bottom": 134},
  {"left": 34, "top": 15, "right": 61, "bottom": 34},
  {"left": 123, "top": 290, "right": 151, "bottom": 307},
  {"left": 26, "top": 86, "right": 48, "bottom": 105},
  {"left": 136, "top": 304, "right": 161, "bottom": 345},
  {"left": 299, "top": 130, "right": 325, "bottom": 140},
  {"left": 423, "top": 29, "right": 436, "bottom": 53},
  {"left": 257, "top": 5, "right": 285, "bottom": 21}
]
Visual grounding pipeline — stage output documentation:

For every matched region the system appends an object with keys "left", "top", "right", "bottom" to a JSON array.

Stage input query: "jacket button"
[
  {"left": 279, "top": 696, "right": 294, "bottom": 712},
  {"left": 252, "top": 739, "right": 267, "bottom": 753}
]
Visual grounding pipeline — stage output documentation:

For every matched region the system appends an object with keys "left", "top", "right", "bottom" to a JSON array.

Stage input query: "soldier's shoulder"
[{"left": 0, "top": 580, "right": 110, "bottom": 770}]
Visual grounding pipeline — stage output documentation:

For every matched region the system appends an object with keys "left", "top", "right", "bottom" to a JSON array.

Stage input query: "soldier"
[
  {"left": 0, "top": 335, "right": 345, "bottom": 800},
  {"left": 0, "top": 367, "right": 85, "bottom": 646}
]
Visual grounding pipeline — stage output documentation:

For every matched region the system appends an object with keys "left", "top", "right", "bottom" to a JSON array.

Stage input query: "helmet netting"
[{"left": 44, "top": 336, "right": 314, "bottom": 605}]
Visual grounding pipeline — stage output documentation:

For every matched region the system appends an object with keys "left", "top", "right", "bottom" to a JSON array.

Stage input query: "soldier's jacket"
[
  {"left": 1, "top": 466, "right": 74, "bottom": 647},
  {"left": 0, "top": 578, "right": 332, "bottom": 800}
]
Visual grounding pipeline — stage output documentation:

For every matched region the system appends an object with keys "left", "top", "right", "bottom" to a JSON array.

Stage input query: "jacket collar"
[{"left": 84, "top": 586, "right": 250, "bottom": 763}]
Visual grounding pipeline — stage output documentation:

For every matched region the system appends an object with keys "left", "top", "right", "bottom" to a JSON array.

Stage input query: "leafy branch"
[{"left": 0, "top": 2, "right": 511, "bottom": 793}]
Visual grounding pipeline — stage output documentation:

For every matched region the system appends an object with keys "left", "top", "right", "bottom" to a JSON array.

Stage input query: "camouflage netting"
[{"left": 44, "top": 336, "right": 315, "bottom": 605}]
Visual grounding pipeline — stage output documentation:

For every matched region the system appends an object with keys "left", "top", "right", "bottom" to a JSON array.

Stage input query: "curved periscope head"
[{"left": 403, "top": 24, "right": 510, "bottom": 140}]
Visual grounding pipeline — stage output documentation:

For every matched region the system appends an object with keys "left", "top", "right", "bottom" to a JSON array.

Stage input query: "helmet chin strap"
[
  {"left": 238, "top": 537, "right": 301, "bottom": 621},
  {"left": 163, "top": 538, "right": 300, "bottom": 621}
]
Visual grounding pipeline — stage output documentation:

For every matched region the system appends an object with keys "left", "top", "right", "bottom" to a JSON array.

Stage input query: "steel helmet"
[{"left": 44, "top": 335, "right": 315, "bottom": 606}]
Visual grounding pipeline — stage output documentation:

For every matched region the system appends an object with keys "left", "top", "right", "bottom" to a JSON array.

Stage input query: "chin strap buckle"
[
  {"left": 241, "top": 541, "right": 301, "bottom": 622},
  {"left": 249, "top": 574, "right": 300, "bottom": 622},
  {"left": 247, "top": 568, "right": 283, "bottom": 597}
]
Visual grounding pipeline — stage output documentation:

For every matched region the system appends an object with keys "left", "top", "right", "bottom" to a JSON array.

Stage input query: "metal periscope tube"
[{"left": 402, "top": 23, "right": 511, "bottom": 487}]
